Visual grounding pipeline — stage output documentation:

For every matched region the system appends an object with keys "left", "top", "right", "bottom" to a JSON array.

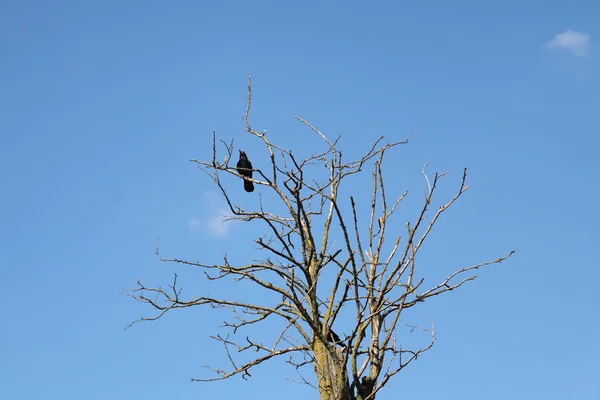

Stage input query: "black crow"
[{"left": 236, "top": 150, "right": 254, "bottom": 192}]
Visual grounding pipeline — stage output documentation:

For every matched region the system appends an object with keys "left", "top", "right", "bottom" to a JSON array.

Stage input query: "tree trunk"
[{"left": 314, "top": 341, "right": 352, "bottom": 400}]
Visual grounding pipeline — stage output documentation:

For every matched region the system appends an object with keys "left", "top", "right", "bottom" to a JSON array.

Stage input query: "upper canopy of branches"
[{"left": 126, "top": 75, "right": 514, "bottom": 398}]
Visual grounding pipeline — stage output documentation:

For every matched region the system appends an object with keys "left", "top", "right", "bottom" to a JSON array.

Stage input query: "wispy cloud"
[
  {"left": 206, "top": 208, "right": 232, "bottom": 238},
  {"left": 188, "top": 192, "right": 235, "bottom": 238},
  {"left": 546, "top": 30, "right": 590, "bottom": 57}
]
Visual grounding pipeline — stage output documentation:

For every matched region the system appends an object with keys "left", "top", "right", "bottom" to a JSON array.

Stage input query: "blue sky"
[{"left": 1, "top": 1, "right": 598, "bottom": 399}]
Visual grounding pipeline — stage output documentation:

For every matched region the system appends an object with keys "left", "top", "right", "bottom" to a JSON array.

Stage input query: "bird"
[
  {"left": 327, "top": 328, "right": 341, "bottom": 344},
  {"left": 326, "top": 328, "right": 347, "bottom": 349},
  {"left": 236, "top": 150, "right": 254, "bottom": 192},
  {"left": 318, "top": 312, "right": 345, "bottom": 347}
]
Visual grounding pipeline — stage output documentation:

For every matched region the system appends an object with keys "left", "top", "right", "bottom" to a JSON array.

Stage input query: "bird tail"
[{"left": 244, "top": 179, "right": 254, "bottom": 192}]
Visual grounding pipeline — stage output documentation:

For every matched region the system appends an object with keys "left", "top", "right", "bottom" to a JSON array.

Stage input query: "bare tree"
[{"left": 126, "top": 76, "right": 514, "bottom": 400}]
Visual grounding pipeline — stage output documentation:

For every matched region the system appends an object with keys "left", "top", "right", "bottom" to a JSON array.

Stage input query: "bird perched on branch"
[
  {"left": 236, "top": 150, "right": 254, "bottom": 192},
  {"left": 327, "top": 328, "right": 342, "bottom": 344}
]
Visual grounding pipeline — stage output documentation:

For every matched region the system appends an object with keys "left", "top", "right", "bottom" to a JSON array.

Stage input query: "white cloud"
[
  {"left": 547, "top": 30, "right": 590, "bottom": 57},
  {"left": 206, "top": 208, "right": 232, "bottom": 238},
  {"left": 188, "top": 192, "right": 235, "bottom": 238}
]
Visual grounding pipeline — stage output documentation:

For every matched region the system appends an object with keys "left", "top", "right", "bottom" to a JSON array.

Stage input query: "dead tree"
[{"left": 125, "top": 76, "right": 514, "bottom": 400}]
